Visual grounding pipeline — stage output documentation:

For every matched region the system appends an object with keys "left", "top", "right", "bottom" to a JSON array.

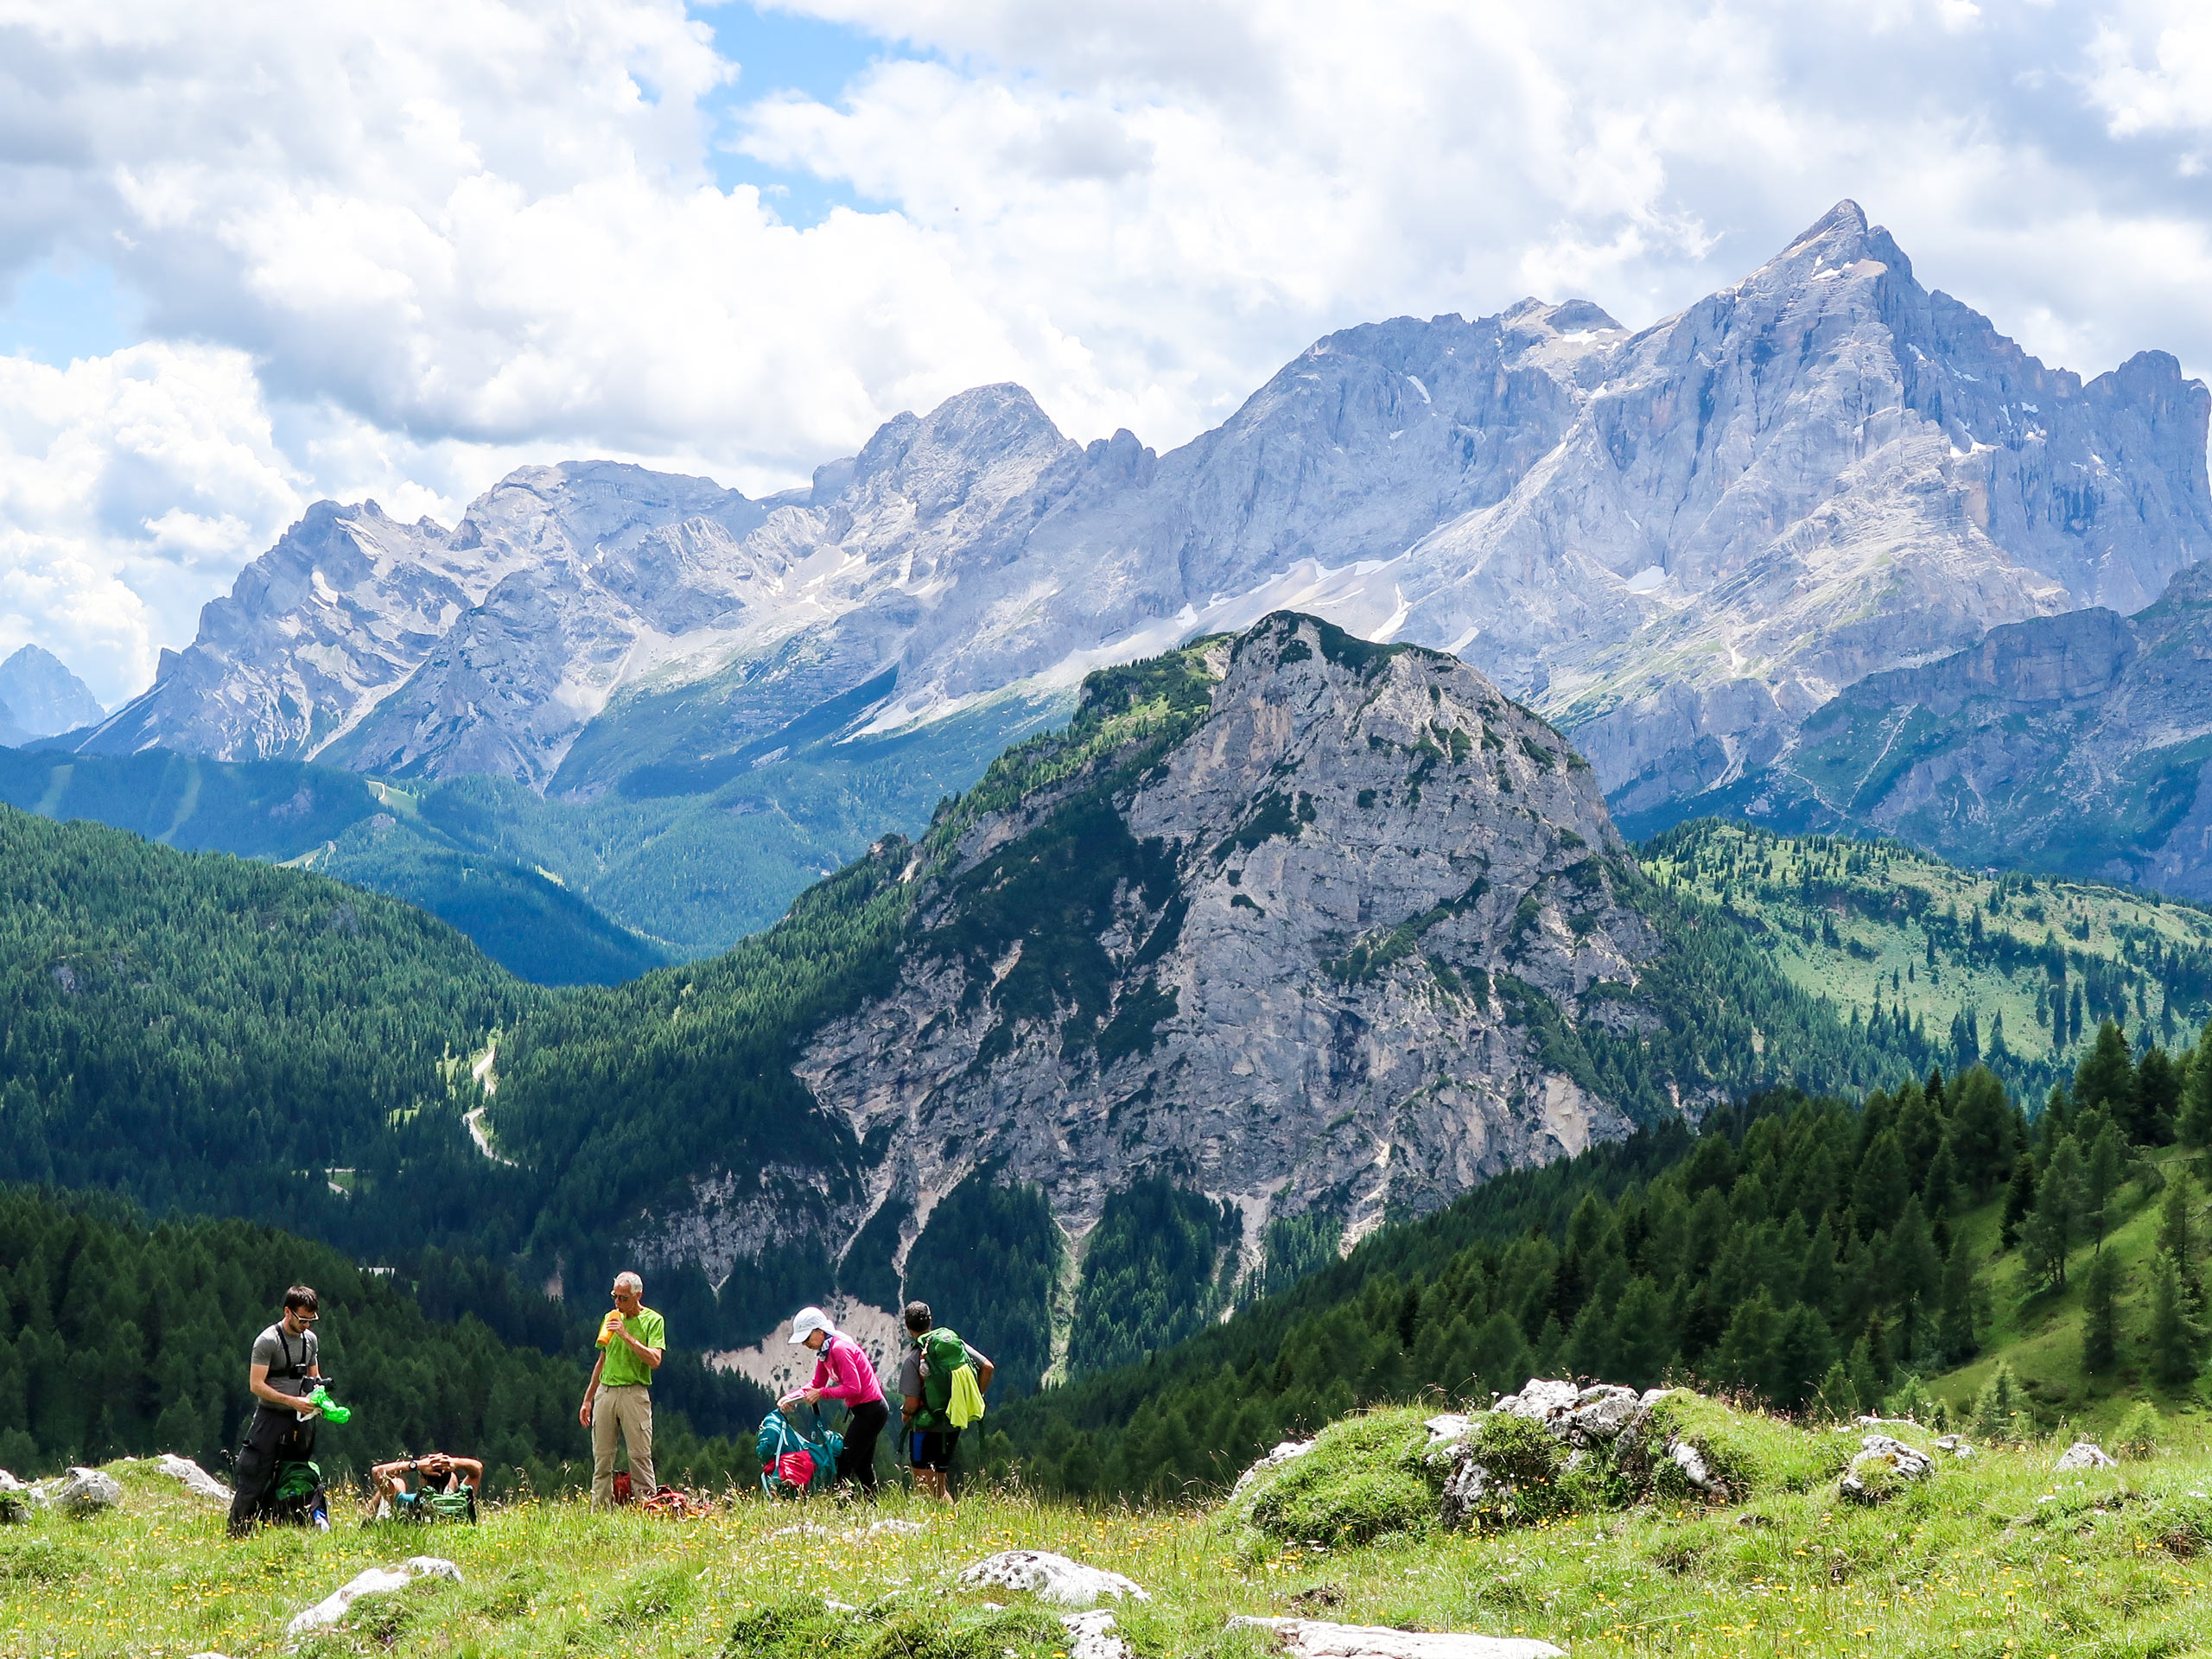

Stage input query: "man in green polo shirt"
[{"left": 579, "top": 1270, "right": 664, "bottom": 1505}]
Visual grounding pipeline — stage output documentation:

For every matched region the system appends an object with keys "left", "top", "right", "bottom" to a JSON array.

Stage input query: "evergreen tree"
[
  {"left": 2181, "top": 1031, "right": 2212, "bottom": 1149},
  {"left": 1923, "top": 1138, "right": 1960, "bottom": 1216},
  {"left": 1936, "top": 1236, "right": 1979, "bottom": 1364},
  {"left": 2075, "top": 1021, "right": 2135, "bottom": 1119},
  {"left": 1853, "top": 1130, "right": 1910, "bottom": 1237},
  {"left": 1944, "top": 1065, "right": 2012, "bottom": 1194},
  {"left": 2132, "top": 1044, "right": 2181, "bottom": 1145},
  {"left": 2158, "top": 1171, "right": 2204, "bottom": 1311},
  {"left": 1971, "top": 1360, "right": 2026, "bottom": 1440},
  {"left": 1711, "top": 1289, "right": 1780, "bottom": 1398},
  {"left": 2081, "top": 1245, "right": 2120, "bottom": 1373},
  {"left": 2022, "top": 1136, "right": 2086, "bottom": 1290},
  {"left": 1770, "top": 1303, "right": 1836, "bottom": 1410},
  {"left": 1815, "top": 1360, "right": 1858, "bottom": 1421},
  {"left": 1799, "top": 1215, "right": 1840, "bottom": 1317},
  {"left": 2085, "top": 1123, "right": 2128, "bottom": 1243},
  {"left": 1886, "top": 1195, "right": 1942, "bottom": 1309},
  {"left": 2146, "top": 1255, "right": 2207, "bottom": 1385},
  {"left": 2000, "top": 1153, "right": 2038, "bottom": 1249}
]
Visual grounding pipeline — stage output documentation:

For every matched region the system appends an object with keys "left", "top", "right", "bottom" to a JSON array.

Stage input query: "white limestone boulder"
[
  {"left": 287, "top": 1557, "right": 462, "bottom": 1637},
  {"left": 958, "top": 1550, "right": 1149, "bottom": 1607},
  {"left": 1229, "top": 1616, "right": 1565, "bottom": 1657},
  {"left": 1063, "top": 1609, "right": 1135, "bottom": 1659}
]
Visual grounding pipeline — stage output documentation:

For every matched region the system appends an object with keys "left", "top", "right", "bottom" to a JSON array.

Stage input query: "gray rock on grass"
[
  {"left": 1840, "top": 1434, "right": 1936, "bottom": 1503},
  {"left": 53, "top": 1468, "right": 122, "bottom": 1517},
  {"left": 154, "top": 1454, "right": 232, "bottom": 1503},
  {"left": 1233, "top": 1439, "right": 1318, "bottom": 1497},
  {"left": 1229, "top": 1615, "right": 1566, "bottom": 1657},
  {"left": 958, "top": 1550, "right": 1149, "bottom": 1607},
  {"left": 1063, "top": 1609, "right": 1134, "bottom": 1659},
  {"left": 2056, "top": 1442, "right": 2118, "bottom": 1471}
]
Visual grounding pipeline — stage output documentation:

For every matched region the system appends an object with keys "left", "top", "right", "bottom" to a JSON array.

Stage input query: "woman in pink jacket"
[{"left": 788, "top": 1306, "right": 889, "bottom": 1496}]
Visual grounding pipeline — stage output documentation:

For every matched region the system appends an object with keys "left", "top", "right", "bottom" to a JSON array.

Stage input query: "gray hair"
[{"left": 613, "top": 1271, "right": 644, "bottom": 1294}]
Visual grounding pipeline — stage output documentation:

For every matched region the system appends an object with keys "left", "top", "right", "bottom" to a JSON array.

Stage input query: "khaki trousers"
[{"left": 590, "top": 1382, "right": 656, "bottom": 1504}]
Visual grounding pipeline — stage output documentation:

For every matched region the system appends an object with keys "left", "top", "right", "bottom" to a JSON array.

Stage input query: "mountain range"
[{"left": 36, "top": 200, "right": 2208, "bottom": 936}]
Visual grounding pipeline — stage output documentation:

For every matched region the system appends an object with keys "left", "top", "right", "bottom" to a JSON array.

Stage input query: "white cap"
[{"left": 788, "top": 1306, "right": 835, "bottom": 1344}]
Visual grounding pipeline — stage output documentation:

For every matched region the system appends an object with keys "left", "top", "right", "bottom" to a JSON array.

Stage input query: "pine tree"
[
  {"left": 2075, "top": 1020, "right": 2135, "bottom": 1119},
  {"left": 1815, "top": 1360, "right": 1858, "bottom": 1421},
  {"left": 2085, "top": 1123, "right": 2127, "bottom": 1243},
  {"left": 1853, "top": 1131, "right": 1910, "bottom": 1237},
  {"left": 1944, "top": 1066, "right": 2012, "bottom": 1194},
  {"left": 2081, "top": 1246, "right": 2120, "bottom": 1373},
  {"left": 2022, "top": 1136, "right": 2086, "bottom": 1290},
  {"left": 2146, "top": 1255, "right": 2207, "bottom": 1385},
  {"left": 2132, "top": 1044, "right": 2181, "bottom": 1145},
  {"left": 1923, "top": 1138, "right": 1960, "bottom": 1216},
  {"left": 1972, "top": 1359, "right": 2025, "bottom": 1440},
  {"left": 2181, "top": 1028, "right": 2212, "bottom": 1149},
  {"left": 1936, "top": 1236, "right": 1979, "bottom": 1364},
  {"left": 2158, "top": 1170, "right": 2204, "bottom": 1311},
  {"left": 2000, "top": 1152, "right": 2038, "bottom": 1250}
]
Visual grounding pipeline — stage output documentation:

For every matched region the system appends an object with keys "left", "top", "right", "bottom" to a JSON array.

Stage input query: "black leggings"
[{"left": 836, "top": 1400, "right": 888, "bottom": 1496}]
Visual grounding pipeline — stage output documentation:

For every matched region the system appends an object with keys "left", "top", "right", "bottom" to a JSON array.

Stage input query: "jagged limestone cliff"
[{"left": 795, "top": 613, "right": 1654, "bottom": 1271}]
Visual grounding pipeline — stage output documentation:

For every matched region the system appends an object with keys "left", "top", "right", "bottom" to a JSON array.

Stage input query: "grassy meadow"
[{"left": 3, "top": 1405, "right": 2210, "bottom": 1658}]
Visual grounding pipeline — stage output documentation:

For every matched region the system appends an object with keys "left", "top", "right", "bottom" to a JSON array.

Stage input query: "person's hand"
[
  {"left": 801, "top": 1387, "right": 823, "bottom": 1405},
  {"left": 296, "top": 1395, "right": 322, "bottom": 1417},
  {"left": 578, "top": 1397, "right": 594, "bottom": 1427}
]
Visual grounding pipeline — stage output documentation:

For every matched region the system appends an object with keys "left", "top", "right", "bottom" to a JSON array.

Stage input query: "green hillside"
[
  {"left": 0, "top": 805, "right": 540, "bottom": 1259},
  {"left": 0, "top": 749, "right": 666, "bottom": 986},
  {"left": 1643, "top": 819, "right": 2212, "bottom": 1099}
]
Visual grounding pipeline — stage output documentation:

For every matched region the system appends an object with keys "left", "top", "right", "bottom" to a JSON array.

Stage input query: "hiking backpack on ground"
[{"left": 755, "top": 1404, "right": 844, "bottom": 1497}]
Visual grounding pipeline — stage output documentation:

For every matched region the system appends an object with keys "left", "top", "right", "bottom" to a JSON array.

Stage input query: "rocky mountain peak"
[
  {"left": 0, "top": 645, "right": 103, "bottom": 740},
  {"left": 779, "top": 611, "right": 1657, "bottom": 1276}
]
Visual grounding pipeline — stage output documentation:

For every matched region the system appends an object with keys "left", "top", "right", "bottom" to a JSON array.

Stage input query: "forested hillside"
[
  {"left": 1646, "top": 820, "right": 2212, "bottom": 1099},
  {"left": 0, "top": 1186, "right": 769, "bottom": 1488},
  {"left": 983, "top": 1027, "right": 2212, "bottom": 1498},
  {"left": 0, "top": 749, "right": 666, "bottom": 985},
  {"left": 0, "top": 808, "right": 537, "bottom": 1259}
]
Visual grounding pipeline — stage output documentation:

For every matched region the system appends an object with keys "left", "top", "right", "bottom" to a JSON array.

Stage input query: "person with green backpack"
[{"left": 897, "top": 1300, "right": 993, "bottom": 1502}]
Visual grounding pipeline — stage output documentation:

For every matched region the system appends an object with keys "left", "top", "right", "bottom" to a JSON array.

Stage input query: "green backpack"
[{"left": 913, "top": 1328, "right": 972, "bottom": 1431}]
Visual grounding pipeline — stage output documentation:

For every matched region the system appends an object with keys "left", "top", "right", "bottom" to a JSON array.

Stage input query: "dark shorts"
[{"left": 909, "top": 1428, "right": 960, "bottom": 1471}]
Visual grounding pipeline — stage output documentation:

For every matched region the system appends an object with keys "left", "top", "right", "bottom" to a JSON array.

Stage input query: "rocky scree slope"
[
  {"left": 63, "top": 206, "right": 2209, "bottom": 878},
  {"left": 1647, "top": 563, "right": 2212, "bottom": 901}
]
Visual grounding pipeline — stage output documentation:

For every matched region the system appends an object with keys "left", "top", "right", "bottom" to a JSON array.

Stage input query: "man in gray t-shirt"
[
  {"left": 898, "top": 1301, "right": 993, "bottom": 1502},
  {"left": 227, "top": 1286, "right": 328, "bottom": 1536}
]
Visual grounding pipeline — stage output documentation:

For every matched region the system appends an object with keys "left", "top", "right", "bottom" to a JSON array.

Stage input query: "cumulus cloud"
[{"left": 1, "top": 0, "right": 2210, "bottom": 699}]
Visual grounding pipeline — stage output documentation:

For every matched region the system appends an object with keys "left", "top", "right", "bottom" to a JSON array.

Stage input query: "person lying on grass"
[{"left": 362, "top": 1452, "right": 484, "bottom": 1521}]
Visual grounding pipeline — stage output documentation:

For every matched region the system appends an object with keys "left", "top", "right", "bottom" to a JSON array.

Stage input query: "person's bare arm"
[
  {"left": 579, "top": 1351, "right": 607, "bottom": 1426},
  {"left": 902, "top": 1390, "right": 921, "bottom": 1427},
  {"left": 450, "top": 1456, "right": 485, "bottom": 1485},
  {"left": 248, "top": 1359, "right": 317, "bottom": 1414},
  {"left": 974, "top": 1350, "right": 995, "bottom": 1393}
]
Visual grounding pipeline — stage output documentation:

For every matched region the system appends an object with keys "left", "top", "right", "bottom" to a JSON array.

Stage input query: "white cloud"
[
  {"left": 1, "top": 0, "right": 2211, "bottom": 701},
  {"left": 0, "top": 344, "right": 299, "bottom": 703}
]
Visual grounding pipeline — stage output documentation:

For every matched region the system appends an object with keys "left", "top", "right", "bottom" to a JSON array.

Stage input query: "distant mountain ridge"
[
  {"left": 1639, "top": 561, "right": 2212, "bottom": 899},
  {"left": 58, "top": 201, "right": 2212, "bottom": 904},
  {"left": 0, "top": 645, "right": 103, "bottom": 744}
]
